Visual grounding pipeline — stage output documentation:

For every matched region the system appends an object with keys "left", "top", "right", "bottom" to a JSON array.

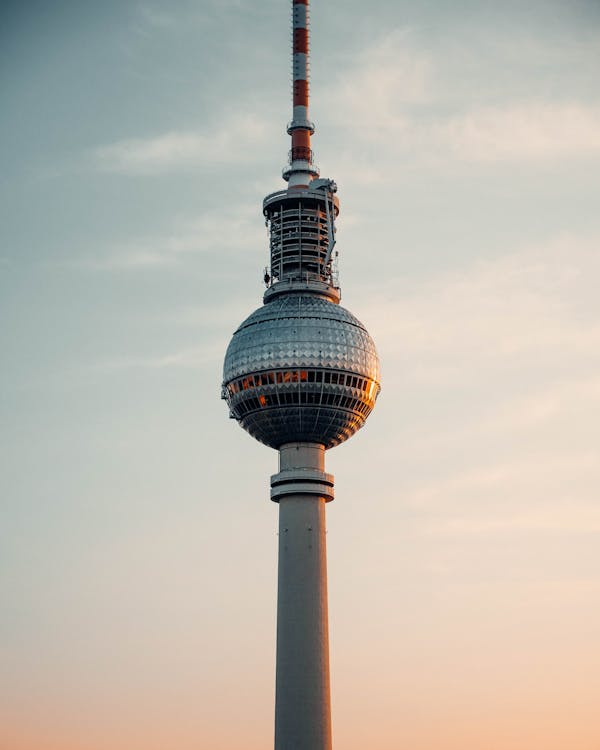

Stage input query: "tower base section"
[{"left": 272, "top": 443, "right": 333, "bottom": 750}]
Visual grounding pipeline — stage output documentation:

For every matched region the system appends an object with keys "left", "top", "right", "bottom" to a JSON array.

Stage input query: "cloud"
[
  {"left": 393, "top": 373, "right": 600, "bottom": 538},
  {"left": 323, "top": 29, "right": 600, "bottom": 166},
  {"left": 366, "top": 232, "right": 600, "bottom": 383},
  {"left": 136, "top": 5, "right": 177, "bottom": 31},
  {"left": 90, "top": 343, "right": 222, "bottom": 373},
  {"left": 65, "top": 203, "right": 265, "bottom": 271},
  {"left": 78, "top": 249, "right": 177, "bottom": 271},
  {"left": 427, "top": 503, "right": 600, "bottom": 536},
  {"left": 408, "top": 443, "right": 600, "bottom": 536},
  {"left": 361, "top": 233, "right": 600, "bottom": 537},
  {"left": 432, "top": 102, "right": 600, "bottom": 162},
  {"left": 94, "top": 114, "right": 273, "bottom": 175},
  {"left": 322, "top": 29, "right": 433, "bottom": 128}
]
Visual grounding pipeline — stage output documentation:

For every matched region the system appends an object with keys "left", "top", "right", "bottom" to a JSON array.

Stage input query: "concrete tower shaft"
[{"left": 272, "top": 443, "right": 333, "bottom": 750}]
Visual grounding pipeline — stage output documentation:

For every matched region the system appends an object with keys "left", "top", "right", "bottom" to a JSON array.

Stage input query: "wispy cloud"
[
  {"left": 79, "top": 248, "right": 176, "bottom": 271},
  {"left": 362, "top": 232, "right": 600, "bottom": 537},
  {"left": 90, "top": 343, "right": 222, "bottom": 373},
  {"left": 65, "top": 204, "right": 264, "bottom": 271},
  {"left": 406, "top": 443, "right": 600, "bottom": 537},
  {"left": 326, "top": 29, "right": 433, "bottom": 124},
  {"left": 136, "top": 5, "right": 177, "bottom": 31},
  {"left": 430, "top": 102, "right": 600, "bottom": 162},
  {"left": 366, "top": 232, "right": 600, "bottom": 383},
  {"left": 94, "top": 114, "right": 273, "bottom": 175},
  {"left": 323, "top": 29, "right": 600, "bottom": 166},
  {"left": 426, "top": 502, "right": 600, "bottom": 536}
]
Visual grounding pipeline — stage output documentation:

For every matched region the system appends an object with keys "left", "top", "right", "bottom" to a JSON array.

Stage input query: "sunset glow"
[{"left": 2, "top": 1, "right": 600, "bottom": 748}]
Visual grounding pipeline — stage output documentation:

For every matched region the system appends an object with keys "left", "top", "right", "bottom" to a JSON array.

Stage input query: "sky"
[{"left": 1, "top": 1, "right": 600, "bottom": 748}]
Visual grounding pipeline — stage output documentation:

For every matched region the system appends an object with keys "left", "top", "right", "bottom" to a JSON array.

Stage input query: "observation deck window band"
[{"left": 226, "top": 369, "right": 378, "bottom": 394}]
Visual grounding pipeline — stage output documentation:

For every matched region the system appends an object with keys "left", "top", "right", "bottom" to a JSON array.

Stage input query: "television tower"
[{"left": 221, "top": 1, "right": 381, "bottom": 748}]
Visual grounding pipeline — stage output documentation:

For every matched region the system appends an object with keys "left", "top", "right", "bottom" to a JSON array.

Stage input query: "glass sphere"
[{"left": 222, "top": 293, "right": 380, "bottom": 449}]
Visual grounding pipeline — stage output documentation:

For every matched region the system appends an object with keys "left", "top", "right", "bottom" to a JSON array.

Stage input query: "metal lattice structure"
[{"left": 264, "top": 187, "right": 338, "bottom": 287}]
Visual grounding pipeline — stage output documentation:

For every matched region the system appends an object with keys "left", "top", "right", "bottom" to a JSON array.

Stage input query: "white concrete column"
[{"left": 272, "top": 443, "right": 333, "bottom": 750}]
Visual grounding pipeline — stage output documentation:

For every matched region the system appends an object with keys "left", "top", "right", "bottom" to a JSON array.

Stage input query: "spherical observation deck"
[{"left": 222, "top": 293, "right": 380, "bottom": 449}]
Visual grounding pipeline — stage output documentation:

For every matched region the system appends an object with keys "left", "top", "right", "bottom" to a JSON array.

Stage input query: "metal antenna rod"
[{"left": 285, "top": 0, "right": 319, "bottom": 188}]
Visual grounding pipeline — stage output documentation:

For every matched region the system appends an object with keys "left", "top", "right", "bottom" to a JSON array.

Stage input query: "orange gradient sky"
[{"left": 2, "top": 1, "right": 600, "bottom": 748}]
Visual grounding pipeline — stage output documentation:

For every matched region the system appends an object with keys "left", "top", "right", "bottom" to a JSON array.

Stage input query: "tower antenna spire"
[{"left": 284, "top": 0, "right": 319, "bottom": 187}]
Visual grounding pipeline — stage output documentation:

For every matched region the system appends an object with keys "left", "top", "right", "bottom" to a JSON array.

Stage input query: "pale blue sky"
[{"left": 2, "top": 2, "right": 600, "bottom": 749}]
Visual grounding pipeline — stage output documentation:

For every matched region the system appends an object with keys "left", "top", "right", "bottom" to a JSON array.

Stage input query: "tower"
[{"left": 221, "top": 2, "right": 380, "bottom": 748}]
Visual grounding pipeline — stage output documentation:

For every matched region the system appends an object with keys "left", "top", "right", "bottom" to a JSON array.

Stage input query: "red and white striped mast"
[{"left": 284, "top": 0, "right": 319, "bottom": 188}]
